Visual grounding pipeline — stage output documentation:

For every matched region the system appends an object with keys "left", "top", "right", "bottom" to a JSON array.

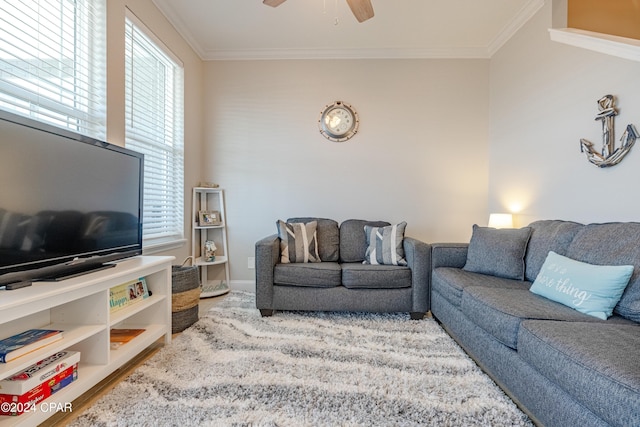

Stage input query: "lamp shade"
[{"left": 488, "top": 213, "right": 514, "bottom": 229}]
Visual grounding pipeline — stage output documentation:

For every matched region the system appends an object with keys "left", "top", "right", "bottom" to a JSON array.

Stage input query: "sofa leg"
[
  {"left": 410, "top": 312, "right": 425, "bottom": 320},
  {"left": 260, "top": 309, "right": 274, "bottom": 317}
]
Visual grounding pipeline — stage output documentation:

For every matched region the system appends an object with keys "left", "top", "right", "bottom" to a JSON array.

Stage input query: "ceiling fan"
[{"left": 263, "top": 0, "right": 374, "bottom": 23}]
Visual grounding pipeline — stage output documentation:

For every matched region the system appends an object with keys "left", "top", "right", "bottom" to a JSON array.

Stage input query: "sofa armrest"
[
  {"left": 403, "top": 237, "right": 431, "bottom": 314},
  {"left": 255, "top": 234, "right": 280, "bottom": 309},
  {"left": 431, "top": 243, "right": 468, "bottom": 269}
]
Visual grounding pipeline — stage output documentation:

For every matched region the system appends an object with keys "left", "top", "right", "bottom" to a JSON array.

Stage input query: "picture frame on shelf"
[{"left": 198, "top": 210, "right": 221, "bottom": 226}]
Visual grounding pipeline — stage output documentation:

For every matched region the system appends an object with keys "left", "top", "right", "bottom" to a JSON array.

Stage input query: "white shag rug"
[{"left": 69, "top": 291, "right": 533, "bottom": 427}]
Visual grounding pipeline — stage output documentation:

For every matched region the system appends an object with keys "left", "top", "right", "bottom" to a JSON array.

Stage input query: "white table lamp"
[{"left": 488, "top": 213, "right": 514, "bottom": 229}]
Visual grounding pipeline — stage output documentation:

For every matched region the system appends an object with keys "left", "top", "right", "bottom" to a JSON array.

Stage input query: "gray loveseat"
[
  {"left": 431, "top": 220, "right": 640, "bottom": 427},
  {"left": 255, "top": 218, "right": 431, "bottom": 318}
]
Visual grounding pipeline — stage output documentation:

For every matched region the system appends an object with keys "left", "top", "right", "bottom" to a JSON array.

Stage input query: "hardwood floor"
[{"left": 45, "top": 295, "right": 225, "bottom": 426}]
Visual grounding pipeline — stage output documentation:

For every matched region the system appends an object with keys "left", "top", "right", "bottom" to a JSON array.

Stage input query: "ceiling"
[{"left": 151, "top": 0, "right": 545, "bottom": 60}]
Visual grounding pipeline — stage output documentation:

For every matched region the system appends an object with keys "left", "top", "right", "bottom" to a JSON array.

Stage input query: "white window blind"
[
  {"left": 0, "top": 0, "right": 106, "bottom": 139},
  {"left": 125, "top": 13, "right": 184, "bottom": 249}
]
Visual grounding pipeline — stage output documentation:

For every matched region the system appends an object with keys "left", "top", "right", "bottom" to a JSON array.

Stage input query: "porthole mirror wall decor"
[{"left": 318, "top": 101, "right": 359, "bottom": 142}]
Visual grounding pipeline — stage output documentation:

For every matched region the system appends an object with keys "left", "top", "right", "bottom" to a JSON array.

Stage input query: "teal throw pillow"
[
  {"left": 530, "top": 251, "right": 634, "bottom": 320},
  {"left": 363, "top": 222, "right": 407, "bottom": 266}
]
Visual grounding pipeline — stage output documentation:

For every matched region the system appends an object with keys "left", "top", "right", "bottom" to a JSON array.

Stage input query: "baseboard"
[{"left": 229, "top": 280, "right": 255, "bottom": 293}]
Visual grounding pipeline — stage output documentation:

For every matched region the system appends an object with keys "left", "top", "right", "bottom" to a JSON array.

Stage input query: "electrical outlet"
[{"left": 248, "top": 257, "right": 255, "bottom": 269}]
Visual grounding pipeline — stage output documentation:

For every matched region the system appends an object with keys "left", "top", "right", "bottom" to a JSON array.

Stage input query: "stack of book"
[
  {"left": 0, "top": 329, "right": 63, "bottom": 364},
  {"left": 0, "top": 351, "right": 79, "bottom": 416},
  {"left": 109, "top": 277, "right": 150, "bottom": 313}
]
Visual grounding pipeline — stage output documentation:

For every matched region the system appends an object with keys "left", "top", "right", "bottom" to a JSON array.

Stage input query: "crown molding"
[
  {"left": 152, "top": 0, "right": 208, "bottom": 59},
  {"left": 487, "top": 0, "right": 545, "bottom": 56},
  {"left": 200, "top": 47, "right": 491, "bottom": 61}
]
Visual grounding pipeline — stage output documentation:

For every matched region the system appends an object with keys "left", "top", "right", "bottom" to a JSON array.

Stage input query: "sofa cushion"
[
  {"left": 566, "top": 222, "right": 640, "bottom": 322},
  {"left": 288, "top": 217, "right": 339, "bottom": 262},
  {"left": 530, "top": 251, "right": 633, "bottom": 320},
  {"left": 518, "top": 320, "right": 640, "bottom": 427},
  {"left": 339, "top": 219, "right": 389, "bottom": 263},
  {"left": 462, "top": 287, "right": 601, "bottom": 349},
  {"left": 277, "top": 220, "right": 320, "bottom": 263},
  {"left": 524, "top": 220, "right": 583, "bottom": 282},
  {"left": 341, "top": 263, "right": 411, "bottom": 289},
  {"left": 363, "top": 222, "right": 407, "bottom": 266},
  {"left": 431, "top": 267, "right": 529, "bottom": 308},
  {"left": 274, "top": 262, "right": 341, "bottom": 287},
  {"left": 463, "top": 224, "right": 532, "bottom": 280}
]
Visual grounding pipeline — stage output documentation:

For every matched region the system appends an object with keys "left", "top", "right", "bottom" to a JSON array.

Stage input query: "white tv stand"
[{"left": 0, "top": 256, "right": 174, "bottom": 427}]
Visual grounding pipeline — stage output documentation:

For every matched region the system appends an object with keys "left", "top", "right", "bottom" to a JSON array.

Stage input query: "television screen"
[{"left": 0, "top": 111, "right": 143, "bottom": 284}]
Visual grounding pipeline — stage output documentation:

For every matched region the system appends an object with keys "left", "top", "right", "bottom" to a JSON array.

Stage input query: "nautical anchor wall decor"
[{"left": 580, "top": 94, "right": 639, "bottom": 168}]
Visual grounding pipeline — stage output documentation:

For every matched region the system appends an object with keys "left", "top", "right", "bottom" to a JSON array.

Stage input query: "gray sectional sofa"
[
  {"left": 255, "top": 218, "right": 431, "bottom": 318},
  {"left": 431, "top": 220, "right": 640, "bottom": 427}
]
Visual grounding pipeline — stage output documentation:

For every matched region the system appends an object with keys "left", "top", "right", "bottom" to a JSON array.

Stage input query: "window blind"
[
  {"left": 0, "top": 0, "right": 106, "bottom": 139},
  {"left": 124, "top": 14, "right": 184, "bottom": 249}
]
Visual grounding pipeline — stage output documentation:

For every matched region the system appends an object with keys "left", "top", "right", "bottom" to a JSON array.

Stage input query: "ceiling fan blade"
[
  {"left": 263, "top": 0, "right": 287, "bottom": 7},
  {"left": 345, "top": 0, "right": 374, "bottom": 23}
]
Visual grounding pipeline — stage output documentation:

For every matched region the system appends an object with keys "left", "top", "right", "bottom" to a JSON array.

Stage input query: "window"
[
  {"left": 125, "top": 13, "right": 184, "bottom": 250},
  {"left": 0, "top": 0, "right": 106, "bottom": 139}
]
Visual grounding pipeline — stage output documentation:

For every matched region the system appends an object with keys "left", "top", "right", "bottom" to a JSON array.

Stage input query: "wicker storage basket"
[{"left": 171, "top": 265, "right": 201, "bottom": 333}]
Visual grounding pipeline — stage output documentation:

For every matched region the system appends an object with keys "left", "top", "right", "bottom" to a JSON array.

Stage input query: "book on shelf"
[
  {"left": 0, "top": 362, "right": 78, "bottom": 416},
  {"left": 109, "top": 277, "right": 149, "bottom": 313},
  {"left": 0, "top": 329, "right": 63, "bottom": 363},
  {"left": 110, "top": 328, "right": 145, "bottom": 350}
]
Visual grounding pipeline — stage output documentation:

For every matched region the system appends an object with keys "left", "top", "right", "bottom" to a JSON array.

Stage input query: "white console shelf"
[{"left": 0, "top": 255, "right": 174, "bottom": 427}]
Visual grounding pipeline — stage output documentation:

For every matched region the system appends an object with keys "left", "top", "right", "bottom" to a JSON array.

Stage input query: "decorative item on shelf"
[
  {"left": 199, "top": 181, "right": 219, "bottom": 188},
  {"left": 580, "top": 94, "right": 639, "bottom": 168},
  {"left": 318, "top": 101, "right": 359, "bottom": 142},
  {"left": 201, "top": 280, "right": 230, "bottom": 298},
  {"left": 204, "top": 240, "right": 217, "bottom": 262},
  {"left": 488, "top": 213, "right": 514, "bottom": 229},
  {"left": 198, "top": 210, "right": 221, "bottom": 226},
  {"left": 109, "top": 277, "right": 149, "bottom": 313}
]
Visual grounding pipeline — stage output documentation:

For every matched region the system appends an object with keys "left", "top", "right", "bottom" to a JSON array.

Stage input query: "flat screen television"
[{"left": 0, "top": 110, "right": 144, "bottom": 289}]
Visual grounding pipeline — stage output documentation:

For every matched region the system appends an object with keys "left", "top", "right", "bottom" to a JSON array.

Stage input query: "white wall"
[
  {"left": 204, "top": 59, "right": 490, "bottom": 282},
  {"left": 489, "top": 1, "right": 640, "bottom": 227}
]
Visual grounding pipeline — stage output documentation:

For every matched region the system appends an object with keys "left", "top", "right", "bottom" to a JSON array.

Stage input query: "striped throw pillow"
[
  {"left": 277, "top": 220, "right": 320, "bottom": 263},
  {"left": 363, "top": 222, "right": 407, "bottom": 266}
]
